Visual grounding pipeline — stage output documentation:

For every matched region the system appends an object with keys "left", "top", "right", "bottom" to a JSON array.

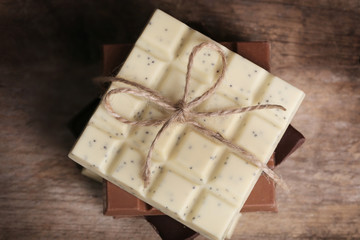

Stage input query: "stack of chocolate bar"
[{"left": 68, "top": 41, "right": 304, "bottom": 240}]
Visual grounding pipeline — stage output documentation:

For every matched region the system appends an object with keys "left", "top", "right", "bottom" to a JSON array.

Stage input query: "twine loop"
[{"left": 101, "top": 42, "right": 288, "bottom": 190}]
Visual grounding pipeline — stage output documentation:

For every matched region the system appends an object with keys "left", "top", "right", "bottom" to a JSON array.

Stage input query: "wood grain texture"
[{"left": 0, "top": 0, "right": 359, "bottom": 239}]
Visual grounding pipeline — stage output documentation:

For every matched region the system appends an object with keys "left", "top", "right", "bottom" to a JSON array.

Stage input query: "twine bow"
[{"left": 103, "top": 42, "right": 288, "bottom": 190}]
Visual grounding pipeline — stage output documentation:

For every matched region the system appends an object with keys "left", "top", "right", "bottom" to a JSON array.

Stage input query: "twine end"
[
  {"left": 142, "top": 151, "right": 152, "bottom": 189},
  {"left": 142, "top": 168, "right": 150, "bottom": 189},
  {"left": 276, "top": 178, "right": 290, "bottom": 194}
]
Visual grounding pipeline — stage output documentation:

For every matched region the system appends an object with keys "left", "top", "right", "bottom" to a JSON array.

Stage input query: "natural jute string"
[{"left": 101, "top": 42, "right": 288, "bottom": 190}]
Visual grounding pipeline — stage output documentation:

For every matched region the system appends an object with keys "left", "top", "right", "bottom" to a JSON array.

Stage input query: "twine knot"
[
  {"left": 174, "top": 100, "right": 190, "bottom": 123},
  {"left": 102, "top": 42, "right": 288, "bottom": 191}
]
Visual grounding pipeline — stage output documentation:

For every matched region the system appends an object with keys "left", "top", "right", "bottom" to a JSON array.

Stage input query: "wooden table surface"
[{"left": 1, "top": 1, "right": 359, "bottom": 239}]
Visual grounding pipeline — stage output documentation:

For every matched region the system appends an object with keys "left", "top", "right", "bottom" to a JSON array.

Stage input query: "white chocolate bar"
[
  {"left": 81, "top": 168, "right": 102, "bottom": 183},
  {"left": 69, "top": 9, "right": 304, "bottom": 240}
]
